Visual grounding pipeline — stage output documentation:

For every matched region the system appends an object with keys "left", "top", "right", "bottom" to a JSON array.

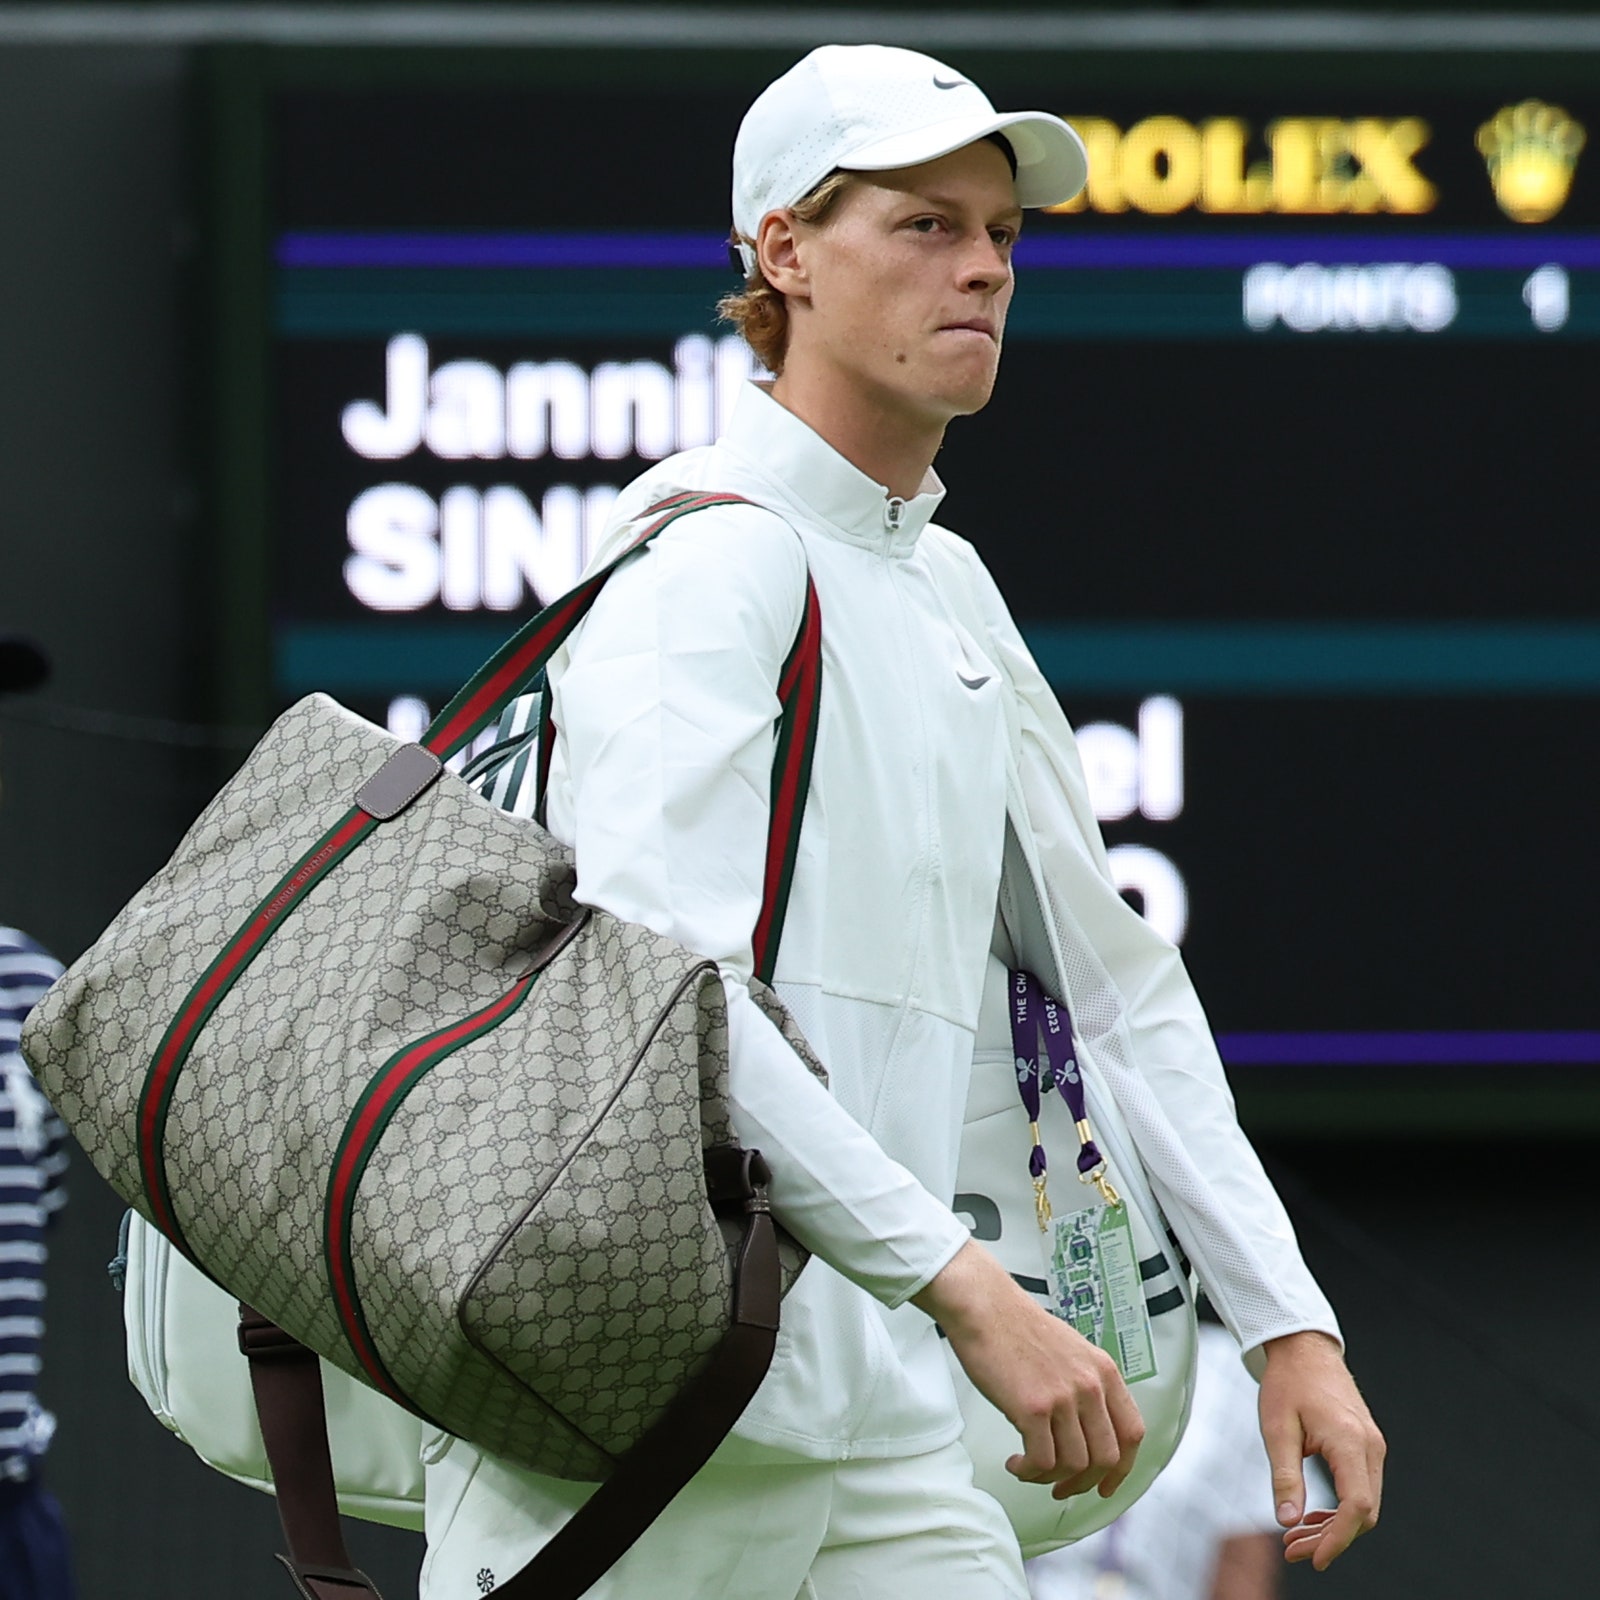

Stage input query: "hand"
[
  {"left": 1257, "top": 1330, "right": 1385, "bottom": 1571},
  {"left": 912, "top": 1240, "right": 1145, "bottom": 1499}
]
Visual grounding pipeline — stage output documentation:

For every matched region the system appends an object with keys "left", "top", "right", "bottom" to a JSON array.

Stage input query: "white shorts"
[{"left": 420, "top": 1435, "right": 1029, "bottom": 1600}]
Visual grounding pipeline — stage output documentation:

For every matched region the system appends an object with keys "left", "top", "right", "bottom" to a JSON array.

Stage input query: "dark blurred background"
[{"left": 2, "top": 4, "right": 1598, "bottom": 1596}]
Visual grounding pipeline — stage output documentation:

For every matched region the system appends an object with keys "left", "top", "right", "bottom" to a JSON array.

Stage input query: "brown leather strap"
[
  {"left": 244, "top": 1150, "right": 781, "bottom": 1599},
  {"left": 271, "top": 1555, "right": 385, "bottom": 1600},
  {"left": 492, "top": 1190, "right": 782, "bottom": 1599},
  {"left": 238, "top": 1305, "right": 384, "bottom": 1600}
]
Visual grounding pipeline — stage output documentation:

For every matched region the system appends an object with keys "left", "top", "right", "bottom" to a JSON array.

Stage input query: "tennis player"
[{"left": 420, "top": 45, "right": 1384, "bottom": 1600}]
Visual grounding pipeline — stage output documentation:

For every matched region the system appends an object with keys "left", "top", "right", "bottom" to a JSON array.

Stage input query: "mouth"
[{"left": 938, "top": 318, "right": 997, "bottom": 342}]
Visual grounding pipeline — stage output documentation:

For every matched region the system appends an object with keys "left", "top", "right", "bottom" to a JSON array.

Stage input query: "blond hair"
[{"left": 717, "top": 170, "right": 856, "bottom": 374}]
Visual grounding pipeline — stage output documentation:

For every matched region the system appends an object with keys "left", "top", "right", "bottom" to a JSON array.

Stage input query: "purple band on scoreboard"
[
  {"left": 1218, "top": 1031, "right": 1600, "bottom": 1065},
  {"left": 276, "top": 230, "right": 1600, "bottom": 273}
]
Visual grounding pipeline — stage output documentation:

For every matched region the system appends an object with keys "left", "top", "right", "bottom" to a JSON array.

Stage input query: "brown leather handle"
[{"left": 244, "top": 1149, "right": 782, "bottom": 1600}]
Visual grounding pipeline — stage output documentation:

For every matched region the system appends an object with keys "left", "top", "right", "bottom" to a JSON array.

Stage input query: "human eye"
[{"left": 907, "top": 214, "right": 946, "bottom": 235}]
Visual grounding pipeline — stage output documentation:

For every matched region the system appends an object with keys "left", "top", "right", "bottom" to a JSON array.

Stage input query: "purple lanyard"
[{"left": 1008, "top": 969, "right": 1120, "bottom": 1227}]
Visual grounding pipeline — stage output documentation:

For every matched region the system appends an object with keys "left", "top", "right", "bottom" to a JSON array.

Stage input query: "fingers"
[
  {"left": 1282, "top": 1510, "right": 1335, "bottom": 1542},
  {"left": 1005, "top": 1406, "right": 1060, "bottom": 1484},
  {"left": 1282, "top": 1510, "right": 1335, "bottom": 1565},
  {"left": 1048, "top": 1407, "right": 1107, "bottom": 1500},
  {"left": 1007, "top": 1355, "right": 1139, "bottom": 1498},
  {"left": 1280, "top": 1415, "right": 1386, "bottom": 1573},
  {"left": 1259, "top": 1396, "right": 1308, "bottom": 1528},
  {"left": 1052, "top": 1368, "right": 1145, "bottom": 1501},
  {"left": 1310, "top": 1436, "right": 1383, "bottom": 1571},
  {"left": 1097, "top": 1372, "right": 1145, "bottom": 1497},
  {"left": 1010, "top": 1408, "right": 1090, "bottom": 1489},
  {"left": 1283, "top": 1508, "right": 1337, "bottom": 1534},
  {"left": 1282, "top": 1502, "right": 1374, "bottom": 1571}
]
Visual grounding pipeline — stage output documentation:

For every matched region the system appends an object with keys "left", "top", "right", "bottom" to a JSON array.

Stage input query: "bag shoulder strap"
[
  {"left": 423, "top": 490, "right": 797, "bottom": 764},
  {"left": 470, "top": 490, "right": 820, "bottom": 985}
]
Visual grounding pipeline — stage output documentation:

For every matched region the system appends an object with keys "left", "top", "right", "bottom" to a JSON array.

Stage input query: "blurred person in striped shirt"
[{"left": 0, "top": 632, "right": 75, "bottom": 1600}]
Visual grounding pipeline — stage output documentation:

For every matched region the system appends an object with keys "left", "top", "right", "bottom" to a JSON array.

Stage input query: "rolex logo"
[{"left": 1476, "top": 100, "right": 1587, "bottom": 223}]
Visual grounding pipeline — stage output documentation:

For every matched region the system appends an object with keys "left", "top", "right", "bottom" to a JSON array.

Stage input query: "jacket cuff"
[
  {"left": 1238, "top": 1319, "right": 1346, "bottom": 1382},
  {"left": 880, "top": 1211, "right": 974, "bottom": 1311}
]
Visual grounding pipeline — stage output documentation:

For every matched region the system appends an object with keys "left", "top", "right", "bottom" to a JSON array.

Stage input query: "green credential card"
[{"left": 1046, "top": 1200, "right": 1158, "bottom": 1384}]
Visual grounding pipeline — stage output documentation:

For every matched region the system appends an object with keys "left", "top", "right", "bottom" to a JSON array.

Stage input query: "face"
[{"left": 763, "top": 139, "right": 1022, "bottom": 428}]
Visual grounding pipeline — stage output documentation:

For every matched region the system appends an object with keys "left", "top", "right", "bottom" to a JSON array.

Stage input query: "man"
[
  {"left": 422, "top": 45, "right": 1382, "bottom": 1599},
  {"left": 0, "top": 632, "right": 75, "bottom": 1600}
]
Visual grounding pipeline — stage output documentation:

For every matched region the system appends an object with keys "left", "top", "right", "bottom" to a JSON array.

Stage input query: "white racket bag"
[
  {"left": 120, "top": 1210, "right": 426, "bottom": 1529},
  {"left": 947, "top": 962, "right": 1200, "bottom": 1556}
]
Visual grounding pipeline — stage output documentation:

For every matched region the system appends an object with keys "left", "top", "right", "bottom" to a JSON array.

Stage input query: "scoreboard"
[{"left": 206, "top": 40, "right": 1600, "bottom": 1128}]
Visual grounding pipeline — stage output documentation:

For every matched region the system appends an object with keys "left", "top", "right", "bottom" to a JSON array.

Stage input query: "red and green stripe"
[
  {"left": 135, "top": 807, "right": 374, "bottom": 1247},
  {"left": 427, "top": 492, "right": 753, "bottom": 764},
  {"left": 521, "top": 497, "right": 824, "bottom": 980},
  {"left": 752, "top": 577, "right": 822, "bottom": 985},
  {"left": 323, "top": 972, "right": 541, "bottom": 1407}
]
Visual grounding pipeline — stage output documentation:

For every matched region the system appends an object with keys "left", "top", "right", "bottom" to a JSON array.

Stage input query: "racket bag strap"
[{"left": 237, "top": 1304, "right": 385, "bottom": 1600}]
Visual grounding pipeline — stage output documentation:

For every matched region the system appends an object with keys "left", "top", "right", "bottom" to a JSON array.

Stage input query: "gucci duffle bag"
[{"left": 24, "top": 492, "right": 824, "bottom": 1600}]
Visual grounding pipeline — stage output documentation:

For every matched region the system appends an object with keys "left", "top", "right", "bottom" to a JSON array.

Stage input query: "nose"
[{"left": 960, "top": 231, "right": 1012, "bottom": 295}]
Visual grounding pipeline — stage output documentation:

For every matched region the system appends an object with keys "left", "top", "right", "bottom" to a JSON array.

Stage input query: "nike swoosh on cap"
[{"left": 932, "top": 75, "right": 968, "bottom": 90}]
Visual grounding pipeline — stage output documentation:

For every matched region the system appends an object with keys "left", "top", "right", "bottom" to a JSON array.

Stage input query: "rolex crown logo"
[{"left": 1476, "top": 100, "right": 1587, "bottom": 224}]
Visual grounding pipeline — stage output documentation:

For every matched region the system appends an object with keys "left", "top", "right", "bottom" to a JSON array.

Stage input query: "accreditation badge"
[
  {"left": 1011, "top": 967, "right": 1159, "bottom": 1384},
  {"left": 1045, "top": 1198, "right": 1158, "bottom": 1384}
]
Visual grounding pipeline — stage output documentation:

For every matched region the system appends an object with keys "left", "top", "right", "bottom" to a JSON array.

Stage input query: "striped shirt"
[{"left": 0, "top": 926, "right": 66, "bottom": 1482}]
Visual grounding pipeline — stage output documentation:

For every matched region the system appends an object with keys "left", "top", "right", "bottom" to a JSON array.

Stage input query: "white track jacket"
[{"left": 535, "top": 381, "right": 1338, "bottom": 1463}]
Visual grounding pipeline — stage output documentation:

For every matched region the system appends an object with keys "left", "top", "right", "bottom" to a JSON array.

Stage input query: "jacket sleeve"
[
  {"left": 541, "top": 505, "right": 971, "bottom": 1308},
  {"left": 956, "top": 543, "right": 1341, "bottom": 1372}
]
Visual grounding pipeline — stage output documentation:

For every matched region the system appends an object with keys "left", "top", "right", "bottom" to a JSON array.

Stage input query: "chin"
[
  {"left": 936, "top": 372, "right": 1000, "bottom": 419},
  {"left": 942, "top": 351, "right": 1002, "bottom": 414},
  {"left": 872, "top": 352, "right": 998, "bottom": 423},
  {"left": 953, "top": 382, "right": 999, "bottom": 418}
]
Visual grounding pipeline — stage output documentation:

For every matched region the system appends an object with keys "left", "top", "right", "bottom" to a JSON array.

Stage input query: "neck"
[{"left": 768, "top": 360, "right": 945, "bottom": 502}]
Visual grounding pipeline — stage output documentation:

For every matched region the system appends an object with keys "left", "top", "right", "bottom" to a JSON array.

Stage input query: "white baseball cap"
[{"left": 731, "top": 44, "right": 1088, "bottom": 274}]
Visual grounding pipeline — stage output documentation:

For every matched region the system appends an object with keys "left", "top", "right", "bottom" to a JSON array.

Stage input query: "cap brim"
[
  {"left": 0, "top": 634, "right": 50, "bottom": 695},
  {"left": 840, "top": 109, "right": 1088, "bottom": 209}
]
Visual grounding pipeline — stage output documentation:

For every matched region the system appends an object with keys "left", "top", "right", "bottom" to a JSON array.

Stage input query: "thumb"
[{"left": 1262, "top": 1407, "right": 1307, "bottom": 1528}]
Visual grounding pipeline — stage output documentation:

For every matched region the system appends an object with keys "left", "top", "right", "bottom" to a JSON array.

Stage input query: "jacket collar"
[{"left": 720, "top": 381, "right": 945, "bottom": 558}]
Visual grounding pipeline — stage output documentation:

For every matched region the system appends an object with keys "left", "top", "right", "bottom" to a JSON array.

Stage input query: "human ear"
[{"left": 756, "top": 211, "right": 810, "bottom": 301}]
